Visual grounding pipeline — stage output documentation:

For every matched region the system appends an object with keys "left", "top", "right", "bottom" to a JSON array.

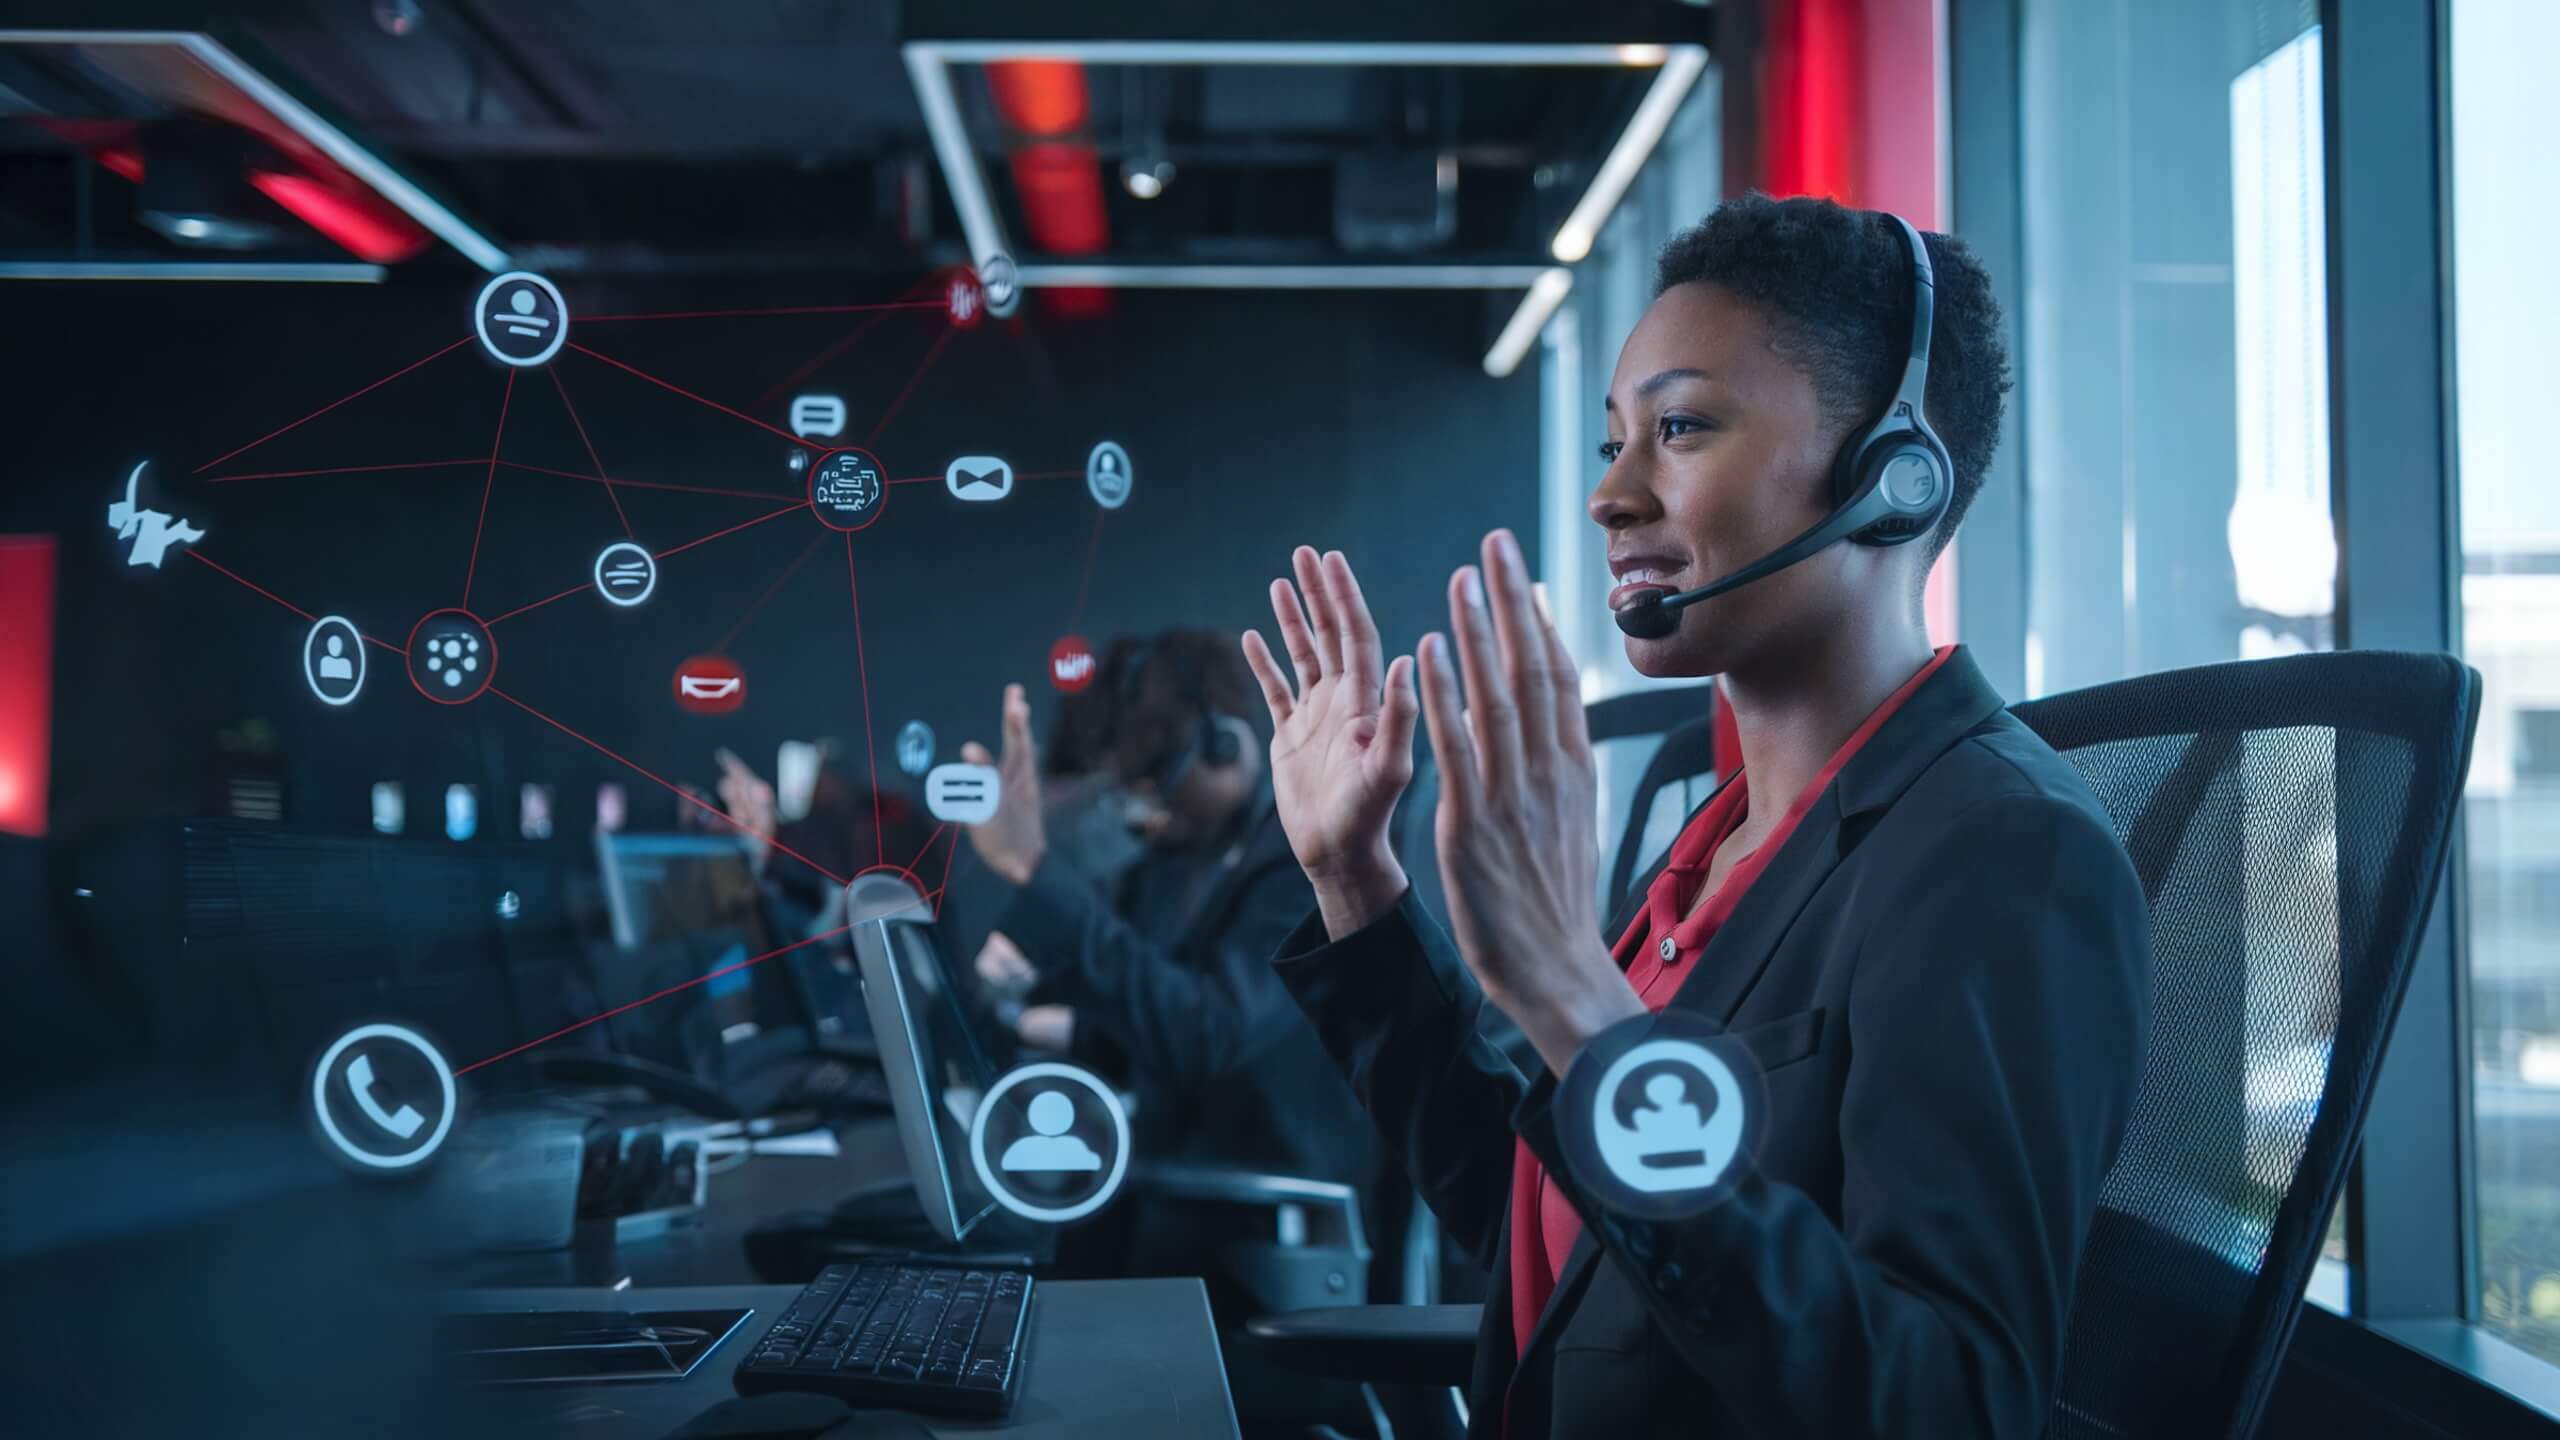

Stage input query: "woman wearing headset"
[{"left": 1242, "top": 195, "right": 2151, "bottom": 1438}]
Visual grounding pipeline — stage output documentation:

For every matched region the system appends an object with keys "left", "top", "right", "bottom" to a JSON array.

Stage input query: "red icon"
[
  {"left": 674, "top": 654, "right": 746, "bottom": 714},
  {"left": 944, "top": 267, "right": 983, "bottom": 328},
  {"left": 1049, "top": 635, "right": 1096, "bottom": 693}
]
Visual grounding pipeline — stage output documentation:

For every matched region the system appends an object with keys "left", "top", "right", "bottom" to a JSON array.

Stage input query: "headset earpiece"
[
  {"left": 1203, "top": 713, "right": 1251, "bottom": 768},
  {"left": 1831, "top": 215, "right": 1955, "bottom": 549}
]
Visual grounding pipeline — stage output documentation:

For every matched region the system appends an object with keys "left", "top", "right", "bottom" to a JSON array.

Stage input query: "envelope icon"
[{"left": 945, "top": 456, "right": 1014, "bottom": 502}]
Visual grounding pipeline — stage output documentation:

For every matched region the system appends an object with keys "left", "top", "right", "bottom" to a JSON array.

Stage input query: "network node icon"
[
  {"left": 406, "top": 609, "right": 496, "bottom": 705},
  {"left": 1085, "top": 441, "right": 1132, "bottom": 510},
  {"left": 926, "top": 762, "right": 1000, "bottom": 825},
  {"left": 675, "top": 654, "right": 746, "bottom": 715},
  {"left": 789, "top": 394, "right": 847, "bottom": 440},
  {"left": 473, "top": 271, "right": 569, "bottom": 368},
  {"left": 591, "top": 540, "right": 658, "bottom": 608},
  {"left": 979, "top": 253, "right": 1021, "bottom": 319},
  {"left": 895, "top": 719, "right": 936, "bottom": 777},
  {"left": 945, "top": 455, "right": 1013, "bottom": 503},
  {"left": 303, "top": 614, "right": 367, "bottom": 707},
  {"left": 105, "top": 460, "right": 206, "bottom": 569},
  {"left": 1049, "top": 635, "right": 1097, "bottom": 694},
  {"left": 945, "top": 268, "right": 984, "bottom": 329},
  {"left": 808, "top": 447, "right": 889, "bottom": 532}
]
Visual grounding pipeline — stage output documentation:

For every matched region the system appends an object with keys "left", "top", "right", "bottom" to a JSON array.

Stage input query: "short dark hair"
[
  {"left": 1072, "top": 627, "right": 1260, "bottom": 781},
  {"left": 1652, "top": 193, "right": 2011, "bottom": 555}
]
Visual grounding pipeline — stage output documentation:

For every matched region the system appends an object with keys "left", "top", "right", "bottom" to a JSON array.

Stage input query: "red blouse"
[{"left": 1505, "top": 646, "right": 1955, "bottom": 1374}]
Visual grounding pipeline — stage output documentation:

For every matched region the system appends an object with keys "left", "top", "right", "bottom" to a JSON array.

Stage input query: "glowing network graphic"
[{"left": 146, "top": 255, "right": 1138, "bottom": 1102}]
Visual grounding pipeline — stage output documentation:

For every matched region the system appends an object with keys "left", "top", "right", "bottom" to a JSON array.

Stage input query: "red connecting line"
[
  {"left": 460, "top": 369, "right": 518, "bottom": 610},
  {"left": 547, "top": 367, "right": 635, "bottom": 540},
  {"left": 455, "top": 919, "right": 861, "bottom": 1074},
  {"left": 194, "top": 335, "right": 472, "bottom": 474}
]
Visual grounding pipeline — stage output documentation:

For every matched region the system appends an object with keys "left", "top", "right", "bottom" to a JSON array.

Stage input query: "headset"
[
  {"left": 1615, "top": 212, "right": 1954, "bottom": 640},
  {"left": 1115, "top": 635, "right": 1248, "bottom": 796}
]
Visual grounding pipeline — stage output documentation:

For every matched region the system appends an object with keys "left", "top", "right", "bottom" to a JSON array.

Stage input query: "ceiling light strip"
[
  {"left": 1483, "top": 268, "right": 1574, "bottom": 379},
  {"left": 0, "top": 261, "right": 386, "bottom": 282},
  {"left": 916, "top": 41, "right": 1673, "bottom": 67},
  {"left": 0, "top": 29, "right": 508, "bottom": 271},
  {"left": 903, "top": 44, "right": 1013, "bottom": 270},
  {"left": 1550, "top": 44, "right": 1709, "bottom": 263},
  {"left": 1015, "top": 263, "right": 1557, "bottom": 289}
]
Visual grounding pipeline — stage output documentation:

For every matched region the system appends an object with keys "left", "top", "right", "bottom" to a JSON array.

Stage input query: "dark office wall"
[{"left": 1, "top": 279, "right": 1536, "bottom": 849}]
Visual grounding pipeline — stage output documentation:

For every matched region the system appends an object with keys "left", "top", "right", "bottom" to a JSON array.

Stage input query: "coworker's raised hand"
[
  {"left": 961, "top": 683, "right": 1046, "bottom": 885},
  {"left": 1419, "top": 529, "right": 1643, "bottom": 1074},
  {"left": 714, "top": 748, "right": 777, "bottom": 869},
  {"left": 1240, "top": 546, "right": 1419, "bottom": 938}
]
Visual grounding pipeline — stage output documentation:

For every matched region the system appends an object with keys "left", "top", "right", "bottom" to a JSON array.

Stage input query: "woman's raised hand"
[{"left": 1240, "top": 547, "right": 1420, "bottom": 938}]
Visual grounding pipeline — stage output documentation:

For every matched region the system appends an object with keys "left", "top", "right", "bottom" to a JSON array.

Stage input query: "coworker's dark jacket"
[
  {"left": 999, "top": 795, "right": 1379, "bottom": 1193},
  {"left": 1274, "top": 649, "right": 2151, "bottom": 1439}
]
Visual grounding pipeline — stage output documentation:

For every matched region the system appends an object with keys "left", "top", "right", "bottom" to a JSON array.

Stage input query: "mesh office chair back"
[{"left": 2013, "top": 651, "right": 2479, "bottom": 1438}]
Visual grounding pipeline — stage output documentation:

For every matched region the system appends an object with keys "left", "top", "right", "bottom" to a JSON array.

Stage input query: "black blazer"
[{"left": 1273, "top": 648, "right": 2151, "bottom": 1439}]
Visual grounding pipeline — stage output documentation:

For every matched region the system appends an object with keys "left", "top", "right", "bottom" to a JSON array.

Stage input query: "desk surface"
[{"left": 452, "top": 1278, "right": 1239, "bottom": 1440}]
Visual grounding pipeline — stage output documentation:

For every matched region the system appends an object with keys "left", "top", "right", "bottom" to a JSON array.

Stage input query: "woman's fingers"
[
  {"left": 1416, "top": 633, "right": 1478, "bottom": 823},
  {"left": 1268, "top": 576, "right": 1324, "bottom": 692},
  {"left": 1375, "top": 654, "right": 1420, "bottom": 789},
  {"left": 1449, "top": 564, "right": 1525, "bottom": 788},
  {"left": 1239, "top": 629, "right": 1297, "bottom": 729},
  {"left": 1535, "top": 584, "right": 1593, "bottom": 758},
  {"left": 1291, "top": 545, "right": 1345, "bottom": 678},
  {"left": 1323, "top": 550, "right": 1384, "bottom": 700},
  {"left": 1480, "top": 529, "right": 1557, "bottom": 754}
]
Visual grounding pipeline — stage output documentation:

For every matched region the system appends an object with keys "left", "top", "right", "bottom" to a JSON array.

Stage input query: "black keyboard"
[{"left": 733, "top": 1261, "right": 1033, "bottom": 1417}]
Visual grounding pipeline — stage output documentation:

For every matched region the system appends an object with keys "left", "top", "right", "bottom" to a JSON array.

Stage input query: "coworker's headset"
[
  {"left": 1614, "top": 212, "right": 1953, "bottom": 641},
  {"left": 1116, "top": 637, "right": 1248, "bottom": 794}
]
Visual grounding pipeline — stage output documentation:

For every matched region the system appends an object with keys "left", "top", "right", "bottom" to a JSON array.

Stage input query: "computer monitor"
[
  {"left": 854, "top": 884, "right": 1001, "bottom": 1243},
  {"left": 594, "top": 831, "right": 773, "bottom": 951}
]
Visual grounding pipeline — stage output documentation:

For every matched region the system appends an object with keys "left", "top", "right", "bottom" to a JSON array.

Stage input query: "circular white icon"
[
  {"left": 1085, "top": 441, "right": 1132, "bottom": 510},
  {"left": 310, "top": 1022, "right": 458, "bottom": 1171},
  {"left": 1591, "top": 1038, "right": 1747, "bottom": 1195},
  {"left": 303, "top": 614, "right": 366, "bottom": 706},
  {"left": 981, "top": 253, "right": 1021, "bottom": 318},
  {"left": 592, "top": 540, "right": 657, "bottom": 608},
  {"left": 473, "top": 270, "right": 569, "bottom": 367},
  {"left": 895, "top": 719, "right": 935, "bottom": 777},
  {"left": 968, "top": 1061, "right": 1130, "bottom": 1224}
]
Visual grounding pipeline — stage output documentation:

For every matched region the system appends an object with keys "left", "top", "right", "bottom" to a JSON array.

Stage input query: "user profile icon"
[
  {"left": 1085, "top": 441, "right": 1132, "bottom": 510},
  {"left": 1554, "top": 1009, "right": 1766, "bottom": 1221},
  {"left": 303, "top": 614, "right": 366, "bottom": 707},
  {"left": 472, "top": 271, "right": 568, "bottom": 367},
  {"left": 969, "top": 1060, "right": 1130, "bottom": 1224}
]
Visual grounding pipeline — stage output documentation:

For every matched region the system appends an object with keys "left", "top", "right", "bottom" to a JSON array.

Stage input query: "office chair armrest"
[
  {"left": 521, "top": 1053, "right": 744, "bottom": 1121},
  {"left": 1132, "top": 1162, "right": 1370, "bottom": 1254},
  {"left": 1244, "top": 1304, "right": 1481, "bottom": 1386}
]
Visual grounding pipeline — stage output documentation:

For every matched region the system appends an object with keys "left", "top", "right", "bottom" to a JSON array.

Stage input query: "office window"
[
  {"left": 2018, "top": 0, "right": 2350, "bottom": 1295},
  {"left": 2453, "top": 0, "right": 2560, "bottom": 1370},
  {"left": 2018, "top": 0, "right": 2332, "bottom": 698}
]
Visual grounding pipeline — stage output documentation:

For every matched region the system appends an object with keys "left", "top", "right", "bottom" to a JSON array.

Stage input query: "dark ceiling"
[{"left": 0, "top": 1, "right": 1715, "bottom": 276}]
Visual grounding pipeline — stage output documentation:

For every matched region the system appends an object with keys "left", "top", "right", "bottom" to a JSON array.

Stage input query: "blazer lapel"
[{"left": 1664, "top": 647, "right": 2007, "bottom": 1026}]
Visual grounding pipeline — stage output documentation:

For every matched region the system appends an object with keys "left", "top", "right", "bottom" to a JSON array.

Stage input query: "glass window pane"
[
  {"left": 2019, "top": 0, "right": 2348, "bottom": 1296},
  {"left": 2020, "top": 0, "right": 2332, "bottom": 699},
  {"left": 2454, "top": 0, "right": 2560, "bottom": 1369}
]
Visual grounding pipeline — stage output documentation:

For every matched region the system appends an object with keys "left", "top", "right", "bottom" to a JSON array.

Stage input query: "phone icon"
[{"left": 346, "top": 1052, "right": 425, "bottom": 1140}]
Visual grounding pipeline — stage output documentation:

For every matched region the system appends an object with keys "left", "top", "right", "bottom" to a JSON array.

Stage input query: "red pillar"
[{"left": 1717, "top": 0, "right": 1952, "bottom": 779}]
